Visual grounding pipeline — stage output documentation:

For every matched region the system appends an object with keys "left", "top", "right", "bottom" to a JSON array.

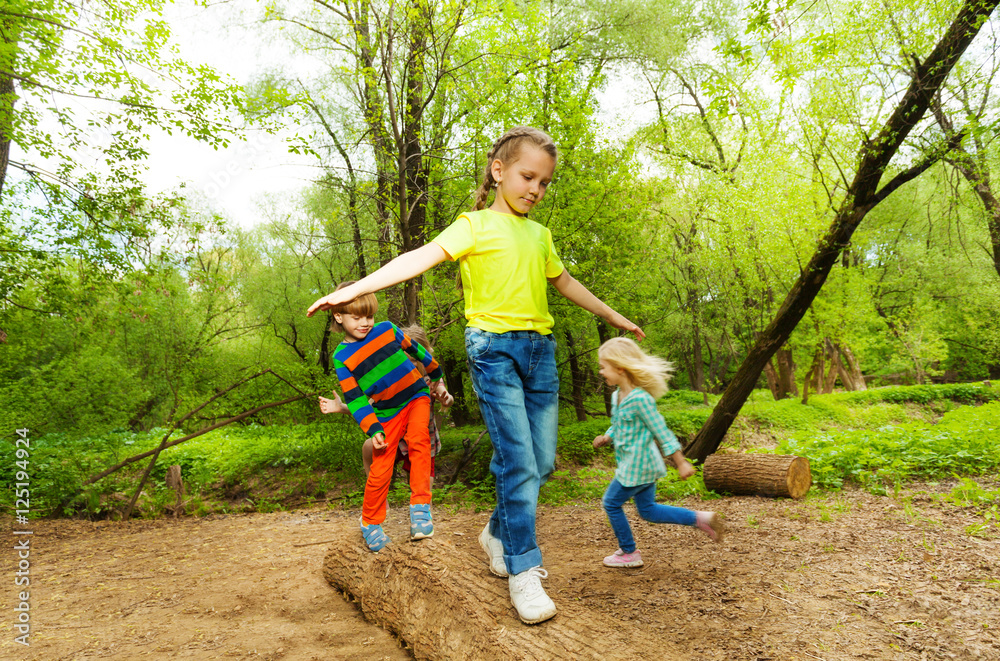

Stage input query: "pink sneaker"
[{"left": 603, "top": 548, "right": 643, "bottom": 568}]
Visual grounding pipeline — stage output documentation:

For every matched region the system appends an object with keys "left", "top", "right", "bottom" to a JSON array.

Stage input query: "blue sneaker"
[
  {"left": 360, "top": 517, "right": 389, "bottom": 552},
  {"left": 410, "top": 504, "right": 434, "bottom": 540}
]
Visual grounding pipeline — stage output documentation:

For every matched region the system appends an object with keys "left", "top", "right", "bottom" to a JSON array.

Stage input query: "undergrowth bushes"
[
  {"left": 777, "top": 400, "right": 1000, "bottom": 491},
  {"left": 840, "top": 383, "right": 997, "bottom": 405},
  {"left": 4, "top": 382, "right": 996, "bottom": 518},
  {"left": 0, "top": 419, "right": 362, "bottom": 517}
]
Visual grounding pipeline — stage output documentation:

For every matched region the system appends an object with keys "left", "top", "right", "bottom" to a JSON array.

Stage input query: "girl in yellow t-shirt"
[{"left": 307, "top": 126, "right": 642, "bottom": 624}]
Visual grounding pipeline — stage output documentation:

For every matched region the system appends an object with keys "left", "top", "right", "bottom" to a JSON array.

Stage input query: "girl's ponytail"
[
  {"left": 472, "top": 161, "right": 495, "bottom": 211},
  {"left": 471, "top": 126, "right": 557, "bottom": 211}
]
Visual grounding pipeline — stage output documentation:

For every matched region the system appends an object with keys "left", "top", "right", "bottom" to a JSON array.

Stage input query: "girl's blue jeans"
[
  {"left": 465, "top": 327, "right": 559, "bottom": 576},
  {"left": 602, "top": 479, "right": 697, "bottom": 553}
]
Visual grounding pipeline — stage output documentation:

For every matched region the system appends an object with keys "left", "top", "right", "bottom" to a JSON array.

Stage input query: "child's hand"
[
  {"left": 307, "top": 285, "right": 357, "bottom": 317},
  {"left": 437, "top": 390, "right": 454, "bottom": 408},
  {"left": 607, "top": 312, "right": 645, "bottom": 341},
  {"left": 319, "top": 393, "right": 347, "bottom": 415},
  {"left": 675, "top": 457, "right": 696, "bottom": 481},
  {"left": 370, "top": 432, "right": 387, "bottom": 449},
  {"left": 593, "top": 435, "right": 612, "bottom": 449},
  {"left": 430, "top": 380, "right": 453, "bottom": 407}
]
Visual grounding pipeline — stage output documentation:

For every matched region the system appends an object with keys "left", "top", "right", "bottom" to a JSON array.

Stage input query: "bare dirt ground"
[{"left": 2, "top": 484, "right": 998, "bottom": 660}]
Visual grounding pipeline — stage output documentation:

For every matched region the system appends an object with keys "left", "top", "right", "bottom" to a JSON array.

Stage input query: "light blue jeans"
[
  {"left": 465, "top": 327, "right": 559, "bottom": 576},
  {"left": 602, "top": 479, "right": 697, "bottom": 553}
]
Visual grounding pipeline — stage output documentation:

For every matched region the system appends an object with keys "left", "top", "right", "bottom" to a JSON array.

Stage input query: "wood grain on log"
[
  {"left": 323, "top": 530, "right": 683, "bottom": 660},
  {"left": 703, "top": 454, "right": 811, "bottom": 499}
]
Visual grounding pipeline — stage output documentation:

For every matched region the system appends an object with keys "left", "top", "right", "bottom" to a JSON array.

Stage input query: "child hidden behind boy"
[
  {"left": 593, "top": 337, "right": 723, "bottom": 568},
  {"left": 326, "top": 283, "right": 451, "bottom": 552}
]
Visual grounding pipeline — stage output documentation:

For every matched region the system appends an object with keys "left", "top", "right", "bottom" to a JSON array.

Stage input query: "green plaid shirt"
[{"left": 606, "top": 387, "right": 682, "bottom": 487}]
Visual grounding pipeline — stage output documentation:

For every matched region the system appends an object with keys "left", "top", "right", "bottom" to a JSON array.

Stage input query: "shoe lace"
[{"left": 514, "top": 567, "right": 548, "bottom": 598}]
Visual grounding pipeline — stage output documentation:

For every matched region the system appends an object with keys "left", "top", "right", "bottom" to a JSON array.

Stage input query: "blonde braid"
[{"left": 470, "top": 126, "right": 558, "bottom": 211}]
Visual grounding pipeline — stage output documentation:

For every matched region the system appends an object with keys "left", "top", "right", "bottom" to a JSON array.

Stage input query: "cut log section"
[
  {"left": 702, "top": 454, "right": 811, "bottom": 499},
  {"left": 322, "top": 528, "right": 683, "bottom": 660}
]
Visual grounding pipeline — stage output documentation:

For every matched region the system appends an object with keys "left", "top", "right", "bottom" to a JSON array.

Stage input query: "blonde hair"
[
  {"left": 472, "top": 126, "right": 558, "bottom": 211},
  {"left": 599, "top": 337, "right": 673, "bottom": 399},
  {"left": 329, "top": 281, "right": 378, "bottom": 333},
  {"left": 401, "top": 324, "right": 432, "bottom": 376}
]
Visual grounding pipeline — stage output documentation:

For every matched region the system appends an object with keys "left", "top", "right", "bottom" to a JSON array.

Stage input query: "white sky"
[{"left": 141, "top": 0, "right": 317, "bottom": 228}]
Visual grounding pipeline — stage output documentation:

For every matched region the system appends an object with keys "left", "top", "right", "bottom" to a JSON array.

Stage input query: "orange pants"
[{"left": 362, "top": 397, "right": 432, "bottom": 525}]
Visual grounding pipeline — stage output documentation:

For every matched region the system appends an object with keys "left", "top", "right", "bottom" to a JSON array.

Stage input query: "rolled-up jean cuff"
[{"left": 505, "top": 548, "right": 544, "bottom": 576}]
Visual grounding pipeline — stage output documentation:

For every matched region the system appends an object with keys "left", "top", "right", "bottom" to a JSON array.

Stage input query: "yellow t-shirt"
[{"left": 433, "top": 209, "right": 565, "bottom": 334}]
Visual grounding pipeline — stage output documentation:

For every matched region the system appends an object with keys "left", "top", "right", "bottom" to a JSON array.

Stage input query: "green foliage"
[
  {"left": 0, "top": 0, "right": 247, "bottom": 302},
  {"left": 944, "top": 478, "right": 1000, "bottom": 509},
  {"left": 539, "top": 468, "right": 612, "bottom": 506},
  {"left": 661, "top": 390, "right": 713, "bottom": 406},
  {"left": 841, "top": 383, "right": 998, "bottom": 406},
  {"left": 661, "top": 409, "right": 713, "bottom": 438},
  {"left": 943, "top": 478, "right": 1000, "bottom": 538},
  {"left": 776, "top": 401, "right": 1000, "bottom": 491},
  {"left": 161, "top": 420, "right": 363, "bottom": 483},
  {"left": 558, "top": 418, "right": 609, "bottom": 464},
  {"left": 656, "top": 470, "right": 716, "bottom": 501},
  {"left": 0, "top": 419, "right": 362, "bottom": 517},
  {"left": 742, "top": 396, "right": 851, "bottom": 431}
]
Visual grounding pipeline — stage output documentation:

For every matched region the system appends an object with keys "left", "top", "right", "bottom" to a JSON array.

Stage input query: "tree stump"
[
  {"left": 322, "top": 528, "right": 681, "bottom": 660},
  {"left": 702, "top": 454, "right": 811, "bottom": 499},
  {"left": 165, "top": 465, "right": 185, "bottom": 516}
]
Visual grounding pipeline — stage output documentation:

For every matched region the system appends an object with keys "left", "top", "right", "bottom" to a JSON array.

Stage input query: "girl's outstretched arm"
[
  {"left": 307, "top": 243, "right": 448, "bottom": 316},
  {"left": 547, "top": 270, "right": 645, "bottom": 341}
]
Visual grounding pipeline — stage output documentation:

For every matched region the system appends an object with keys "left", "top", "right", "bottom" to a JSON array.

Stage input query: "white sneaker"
[
  {"left": 508, "top": 566, "right": 557, "bottom": 624},
  {"left": 478, "top": 523, "right": 508, "bottom": 577}
]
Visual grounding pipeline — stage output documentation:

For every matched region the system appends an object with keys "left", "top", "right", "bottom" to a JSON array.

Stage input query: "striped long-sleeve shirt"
[
  {"left": 333, "top": 321, "right": 443, "bottom": 437},
  {"left": 606, "top": 387, "right": 682, "bottom": 487}
]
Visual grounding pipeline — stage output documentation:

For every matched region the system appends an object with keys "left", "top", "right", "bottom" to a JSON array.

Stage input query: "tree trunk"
[
  {"left": 565, "top": 329, "right": 588, "bottom": 422},
  {"left": 813, "top": 346, "right": 826, "bottom": 395},
  {"left": 442, "top": 353, "right": 473, "bottom": 426},
  {"left": 354, "top": 0, "right": 400, "bottom": 322},
  {"left": 839, "top": 343, "right": 867, "bottom": 391},
  {"left": 801, "top": 346, "right": 823, "bottom": 405},
  {"left": 0, "top": 27, "right": 15, "bottom": 196},
  {"left": 932, "top": 96, "right": 1000, "bottom": 279},
  {"left": 0, "top": 73, "right": 12, "bottom": 196},
  {"left": 165, "top": 465, "right": 185, "bottom": 517},
  {"left": 822, "top": 338, "right": 841, "bottom": 393},
  {"left": 776, "top": 346, "right": 798, "bottom": 397},
  {"left": 688, "top": 289, "right": 709, "bottom": 404},
  {"left": 322, "top": 532, "right": 675, "bottom": 660},
  {"left": 686, "top": 0, "right": 996, "bottom": 463},
  {"left": 318, "top": 312, "right": 334, "bottom": 376},
  {"left": 597, "top": 321, "right": 613, "bottom": 415},
  {"left": 763, "top": 359, "right": 780, "bottom": 400},
  {"left": 702, "top": 454, "right": 811, "bottom": 499},
  {"left": 400, "top": 0, "right": 429, "bottom": 325}
]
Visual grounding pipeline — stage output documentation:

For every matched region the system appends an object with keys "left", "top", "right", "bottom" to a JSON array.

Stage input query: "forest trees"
[
  {"left": 686, "top": 0, "right": 1000, "bottom": 462},
  {"left": 0, "top": 0, "right": 244, "bottom": 306},
  {"left": 3, "top": 0, "right": 999, "bottom": 445},
  {"left": 262, "top": 0, "right": 491, "bottom": 324}
]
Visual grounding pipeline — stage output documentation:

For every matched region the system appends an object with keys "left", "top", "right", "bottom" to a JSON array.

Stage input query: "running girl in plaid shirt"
[{"left": 593, "top": 337, "right": 724, "bottom": 568}]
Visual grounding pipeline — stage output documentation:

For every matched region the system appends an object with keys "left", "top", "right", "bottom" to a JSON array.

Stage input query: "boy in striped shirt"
[{"left": 330, "top": 282, "right": 450, "bottom": 552}]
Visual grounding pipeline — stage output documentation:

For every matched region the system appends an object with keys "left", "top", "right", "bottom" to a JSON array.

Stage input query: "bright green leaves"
[{"left": 0, "top": 0, "right": 248, "bottom": 308}]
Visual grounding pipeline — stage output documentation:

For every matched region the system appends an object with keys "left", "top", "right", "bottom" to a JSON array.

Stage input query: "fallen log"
[
  {"left": 322, "top": 527, "right": 681, "bottom": 660},
  {"left": 703, "top": 454, "right": 811, "bottom": 499}
]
